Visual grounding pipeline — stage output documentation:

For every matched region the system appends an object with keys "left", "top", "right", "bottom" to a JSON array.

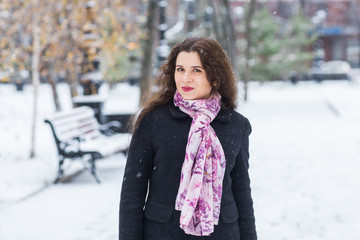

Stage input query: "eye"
[
  {"left": 176, "top": 67, "right": 184, "bottom": 72},
  {"left": 193, "top": 68, "right": 202, "bottom": 73}
]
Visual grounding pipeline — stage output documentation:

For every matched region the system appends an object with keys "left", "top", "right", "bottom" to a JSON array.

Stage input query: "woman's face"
[{"left": 174, "top": 51, "right": 212, "bottom": 100}]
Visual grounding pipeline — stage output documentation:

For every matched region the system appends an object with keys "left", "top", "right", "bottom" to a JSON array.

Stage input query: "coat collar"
[{"left": 168, "top": 101, "right": 232, "bottom": 122}]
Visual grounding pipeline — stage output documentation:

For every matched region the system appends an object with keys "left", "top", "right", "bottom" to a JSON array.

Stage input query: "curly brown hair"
[{"left": 133, "top": 37, "right": 237, "bottom": 130}]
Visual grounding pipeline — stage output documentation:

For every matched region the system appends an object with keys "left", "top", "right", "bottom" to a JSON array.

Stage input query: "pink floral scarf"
[{"left": 174, "top": 91, "right": 226, "bottom": 236}]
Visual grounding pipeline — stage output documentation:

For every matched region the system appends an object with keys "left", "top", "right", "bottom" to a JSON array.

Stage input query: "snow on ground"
[
  {"left": 0, "top": 83, "right": 72, "bottom": 202},
  {"left": 240, "top": 80, "right": 360, "bottom": 240},
  {"left": 0, "top": 79, "right": 360, "bottom": 240},
  {"left": 0, "top": 155, "right": 127, "bottom": 240},
  {"left": 0, "top": 83, "right": 138, "bottom": 203}
]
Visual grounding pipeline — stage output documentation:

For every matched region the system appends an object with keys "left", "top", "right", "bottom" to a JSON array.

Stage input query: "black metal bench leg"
[
  {"left": 90, "top": 155, "right": 101, "bottom": 184},
  {"left": 54, "top": 155, "right": 65, "bottom": 183}
]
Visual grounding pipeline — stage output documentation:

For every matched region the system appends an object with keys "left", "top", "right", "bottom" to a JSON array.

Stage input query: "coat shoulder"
[
  {"left": 146, "top": 103, "right": 171, "bottom": 120},
  {"left": 231, "top": 110, "right": 248, "bottom": 122},
  {"left": 139, "top": 103, "right": 171, "bottom": 122},
  {"left": 228, "top": 110, "right": 251, "bottom": 129},
  {"left": 136, "top": 103, "right": 175, "bottom": 132}
]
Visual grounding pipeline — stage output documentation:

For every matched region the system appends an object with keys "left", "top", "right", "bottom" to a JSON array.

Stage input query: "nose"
[{"left": 182, "top": 71, "right": 192, "bottom": 82}]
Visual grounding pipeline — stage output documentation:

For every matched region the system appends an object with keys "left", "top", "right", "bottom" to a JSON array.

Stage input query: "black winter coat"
[{"left": 119, "top": 101, "right": 257, "bottom": 240}]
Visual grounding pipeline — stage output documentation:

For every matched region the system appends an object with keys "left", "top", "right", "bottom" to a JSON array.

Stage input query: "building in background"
[
  {"left": 305, "top": 0, "right": 360, "bottom": 67},
  {"left": 229, "top": 0, "right": 360, "bottom": 67}
]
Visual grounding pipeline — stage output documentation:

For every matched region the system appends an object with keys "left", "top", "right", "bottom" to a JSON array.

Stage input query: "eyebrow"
[{"left": 176, "top": 64, "right": 204, "bottom": 69}]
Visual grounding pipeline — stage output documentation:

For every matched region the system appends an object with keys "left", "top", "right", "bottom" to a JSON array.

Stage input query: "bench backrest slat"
[{"left": 45, "top": 106, "right": 101, "bottom": 142}]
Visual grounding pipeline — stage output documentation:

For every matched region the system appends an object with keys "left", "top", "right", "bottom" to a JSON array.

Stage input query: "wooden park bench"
[{"left": 44, "top": 106, "right": 131, "bottom": 183}]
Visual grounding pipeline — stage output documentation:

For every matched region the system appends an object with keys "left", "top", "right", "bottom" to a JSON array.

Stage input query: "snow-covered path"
[
  {"left": 1, "top": 80, "right": 360, "bottom": 240},
  {"left": 0, "top": 155, "right": 126, "bottom": 240},
  {"left": 241, "top": 81, "right": 360, "bottom": 240}
]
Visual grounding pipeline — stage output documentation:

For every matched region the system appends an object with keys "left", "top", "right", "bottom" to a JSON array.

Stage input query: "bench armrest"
[
  {"left": 60, "top": 136, "right": 84, "bottom": 154},
  {"left": 99, "top": 121, "right": 122, "bottom": 136}
]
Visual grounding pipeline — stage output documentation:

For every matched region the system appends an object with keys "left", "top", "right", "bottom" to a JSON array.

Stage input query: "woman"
[{"left": 119, "top": 37, "right": 257, "bottom": 240}]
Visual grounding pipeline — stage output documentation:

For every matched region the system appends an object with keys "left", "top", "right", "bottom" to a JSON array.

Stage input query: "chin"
[
  {"left": 182, "top": 96, "right": 194, "bottom": 100},
  {"left": 179, "top": 91, "right": 194, "bottom": 100}
]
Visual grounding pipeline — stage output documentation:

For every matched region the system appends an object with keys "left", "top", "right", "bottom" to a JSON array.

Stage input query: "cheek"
[
  {"left": 174, "top": 77, "right": 180, "bottom": 87},
  {"left": 174, "top": 72, "right": 181, "bottom": 84},
  {"left": 202, "top": 78, "right": 212, "bottom": 91},
  {"left": 174, "top": 75, "right": 182, "bottom": 90}
]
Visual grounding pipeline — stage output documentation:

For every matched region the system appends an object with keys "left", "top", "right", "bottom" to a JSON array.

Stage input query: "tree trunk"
[
  {"left": 300, "top": 0, "right": 305, "bottom": 11},
  {"left": 244, "top": 0, "right": 256, "bottom": 102},
  {"left": 210, "top": 0, "right": 226, "bottom": 49},
  {"left": 139, "top": 0, "right": 158, "bottom": 106},
  {"left": 67, "top": 69, "right": 79, "bottom": 105},
  {"left": 221, "top": 0, "right": 237, "bottom": 71},
  {"left": 29, "top": 7, "right": 41, "bottom": 159},
  {"left": 48, "top": 74, "right": 62, "bottom": 111},
  {"left": 210, "top": 0, "right": 237, "bottom": 77},
  {"left": 358, "top": 25, "right": 360, "bottom": 68}
]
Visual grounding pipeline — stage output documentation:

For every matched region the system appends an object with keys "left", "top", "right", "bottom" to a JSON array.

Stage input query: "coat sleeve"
[
  {"left": 230, "top": 118, "right": 257, "bottom": 240},
  {"left": 119, "top": 114, "right": 154, "bottom": 240}
]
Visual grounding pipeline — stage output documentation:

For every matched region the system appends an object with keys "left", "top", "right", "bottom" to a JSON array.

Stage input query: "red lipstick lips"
[{"left": 182, "top": 87, "right": 194, "bottom": 92}]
